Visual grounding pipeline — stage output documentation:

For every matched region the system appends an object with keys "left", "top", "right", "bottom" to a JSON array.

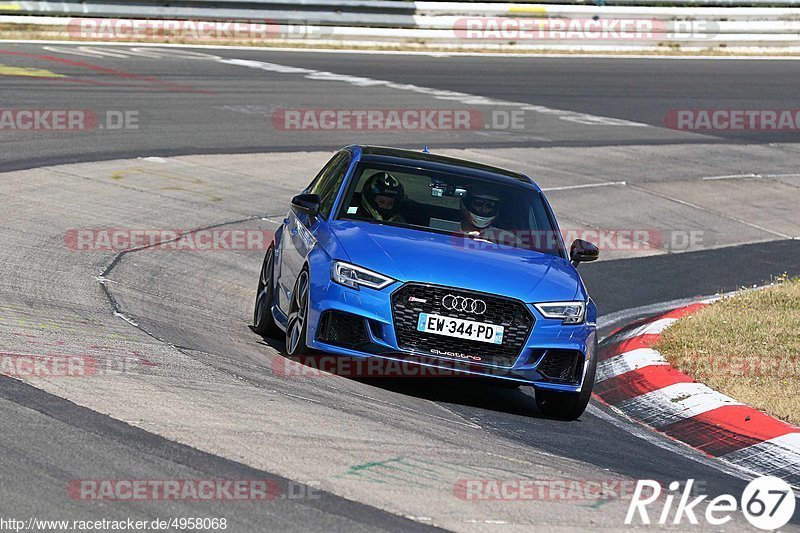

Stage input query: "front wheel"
[
  {"left": 285, "top": 268, "right": 311, "bottom": 356},
  {"left": 535, "top": 354, "right": 596, "bottom": 420},
  {"left": 534, "top": 389, "right": 591, "bottom": 420}
]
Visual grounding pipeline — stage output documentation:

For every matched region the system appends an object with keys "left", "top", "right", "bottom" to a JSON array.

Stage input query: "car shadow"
[
  {"left": 250, "top": 324, "right": 582, "bottom": 421},
  {"left": 253, "top": 334, "right": 285, "bottom": 353},
  {"left": 356, "top": 376, "right": 556, "bottom": 420},
  {"left": 252, "top": 332, "right": 567, "bottom": 421}
]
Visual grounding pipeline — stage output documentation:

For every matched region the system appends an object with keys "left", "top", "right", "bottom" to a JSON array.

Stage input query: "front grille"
[
  {"left": 391, "top": 283, "right": 534, "bottom": 367},
  {"left": 537, "top": 349, "right": 583, "bottom": 383},
  {"left": 317, "top": 311, "right": 368, "bottom": 348}
]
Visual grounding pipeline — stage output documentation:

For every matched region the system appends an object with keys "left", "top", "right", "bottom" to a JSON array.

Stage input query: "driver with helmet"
[
  {"left": 460, "top": 186, "right": 502, "bottom": 234},
  {"left": 358, "top": 172, "right": 406, "bottom": 223},
  {"left": 459, "top": 186, "right": 521, "bottom": 247}
]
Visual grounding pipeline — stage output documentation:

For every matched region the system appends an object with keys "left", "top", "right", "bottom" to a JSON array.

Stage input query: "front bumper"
[{"left": 304, "top": 277, "right": 596, "bottom": 392}]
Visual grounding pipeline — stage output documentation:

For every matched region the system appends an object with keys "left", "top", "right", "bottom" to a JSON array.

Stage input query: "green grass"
[{"left": 655, "top": 276, "right": 800, "bottom": 426}]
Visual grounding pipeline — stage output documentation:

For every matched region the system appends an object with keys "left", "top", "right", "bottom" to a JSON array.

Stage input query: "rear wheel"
[
  {"left": 535, "top": 354, "right": 597, "bottom": 420},
  {"left": 253, "top": 247, "right": 281, "bottom": 337},
  {"left": 285, "top": 268, "right": 311, "bottom": 356}
]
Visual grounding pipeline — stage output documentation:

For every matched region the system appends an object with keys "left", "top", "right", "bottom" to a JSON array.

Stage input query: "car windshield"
[{"left": 337, "top": 162, "right": 565, "bottom": 257}]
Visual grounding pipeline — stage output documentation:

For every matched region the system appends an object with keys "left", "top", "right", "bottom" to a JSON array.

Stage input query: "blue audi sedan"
[{"left": 253, "top": 145, "right": 599, "bottom": 419}]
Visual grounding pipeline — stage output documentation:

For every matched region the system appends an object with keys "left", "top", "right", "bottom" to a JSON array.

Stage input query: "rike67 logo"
[{"left": 626, "top": 476, "right": 795, "bottom": 530}]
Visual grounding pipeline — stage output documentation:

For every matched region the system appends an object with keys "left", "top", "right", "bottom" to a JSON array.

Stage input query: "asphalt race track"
[
  {"left": 1, "top": 43, "right": 799, "bottom": 531},
  {"left": 3, "top": 44, "right": 800, "bottom": 171}
]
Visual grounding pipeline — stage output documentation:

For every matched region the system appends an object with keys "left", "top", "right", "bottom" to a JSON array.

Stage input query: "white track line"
[
  {"left": 701, "top": 173, "right": 761, "bottom": 180},
  {"left": 8, "top": 39, "right": 800, "bottom": 60},
  {"left": 630, "top": 183, "right": 795, "bottom": 240},
  {"left": 541, "top": 181, "right": 626, "bottom": 192},
  {"left": 218, "top": 57, "right": 649, "bottom": 128}
]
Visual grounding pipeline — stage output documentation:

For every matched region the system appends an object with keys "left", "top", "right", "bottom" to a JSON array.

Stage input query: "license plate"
[{"left": 416, "top": 313, "right": 504, "bottom": 345}]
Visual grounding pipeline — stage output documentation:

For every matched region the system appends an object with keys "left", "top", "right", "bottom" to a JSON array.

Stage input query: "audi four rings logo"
[{"left": 442, "top": 294, "right": 487, "bottom": 314}]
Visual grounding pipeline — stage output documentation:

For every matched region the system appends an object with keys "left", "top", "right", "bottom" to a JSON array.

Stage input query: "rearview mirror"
[
  {"left": 570, "top": 239, "right": 599, "bottom": 267},
  {"left": 290, "top": 193, "right": 320, "bottom": 218}
]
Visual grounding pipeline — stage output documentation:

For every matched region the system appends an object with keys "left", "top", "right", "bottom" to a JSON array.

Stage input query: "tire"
[
  {"left": 535, "top": 353, "right": 597, "bottom": 420},
  {"left": 285, "top": 267, "right": 311, "bottom": 356},
  {"left": 252, "top": 247, "right": 282, "bottom": 337}
]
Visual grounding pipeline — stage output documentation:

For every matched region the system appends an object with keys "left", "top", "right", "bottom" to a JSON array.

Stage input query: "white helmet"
[{"left": 461, "top": 188, "right": 501, "bottom": 229}]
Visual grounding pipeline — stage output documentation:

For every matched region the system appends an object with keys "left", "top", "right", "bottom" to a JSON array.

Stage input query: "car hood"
[{"left": 329, "top": 220, "right": 582, "bottom": 302}]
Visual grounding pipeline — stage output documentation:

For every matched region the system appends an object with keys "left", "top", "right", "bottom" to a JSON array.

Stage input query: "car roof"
[{"left": 351, "top": 145, "right": 537, "bottom": 188}]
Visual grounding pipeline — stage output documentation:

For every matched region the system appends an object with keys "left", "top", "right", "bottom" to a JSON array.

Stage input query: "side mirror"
[
  {"left": 570, "top": 239, "right": 599, "bottom": 267},
  {"left": 290, "top": 193, "right": 320, "bottom": 218}
]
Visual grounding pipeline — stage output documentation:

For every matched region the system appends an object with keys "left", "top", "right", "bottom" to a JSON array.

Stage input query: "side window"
[
  {"left": 306, "top": 154, "right": 338, "bottom": 193},
  {"left": 309, "top": 152, "right": 350, "bottom": 219}
]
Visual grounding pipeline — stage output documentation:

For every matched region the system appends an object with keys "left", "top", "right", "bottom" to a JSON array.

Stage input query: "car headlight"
[
  {"left": 331, "top": 261, "right": 394, "bottom": 290},
  {"left": 534, "top": 301, "right": 586, "bottom": 325}
]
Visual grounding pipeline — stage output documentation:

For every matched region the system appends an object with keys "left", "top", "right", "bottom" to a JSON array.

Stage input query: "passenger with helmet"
[{"left": 358, "top": 172, "right": 406, "bottom": 223}]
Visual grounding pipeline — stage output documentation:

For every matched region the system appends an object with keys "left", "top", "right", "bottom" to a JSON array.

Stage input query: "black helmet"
[
  {"left": 460, "top": 187, "right": 501, "bottom": 229},
  {"left": 361, "top": 172, "right": 405, "bottom": 221}
]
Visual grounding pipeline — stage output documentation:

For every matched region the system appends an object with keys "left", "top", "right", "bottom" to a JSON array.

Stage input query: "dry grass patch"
[{"left": 654, "top": 277, "right": 800, "bottom": 426}]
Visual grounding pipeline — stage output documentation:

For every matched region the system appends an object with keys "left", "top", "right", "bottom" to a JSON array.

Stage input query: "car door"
[{"left": 275, "top": 151, "right": 351, "bottom": 314}]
